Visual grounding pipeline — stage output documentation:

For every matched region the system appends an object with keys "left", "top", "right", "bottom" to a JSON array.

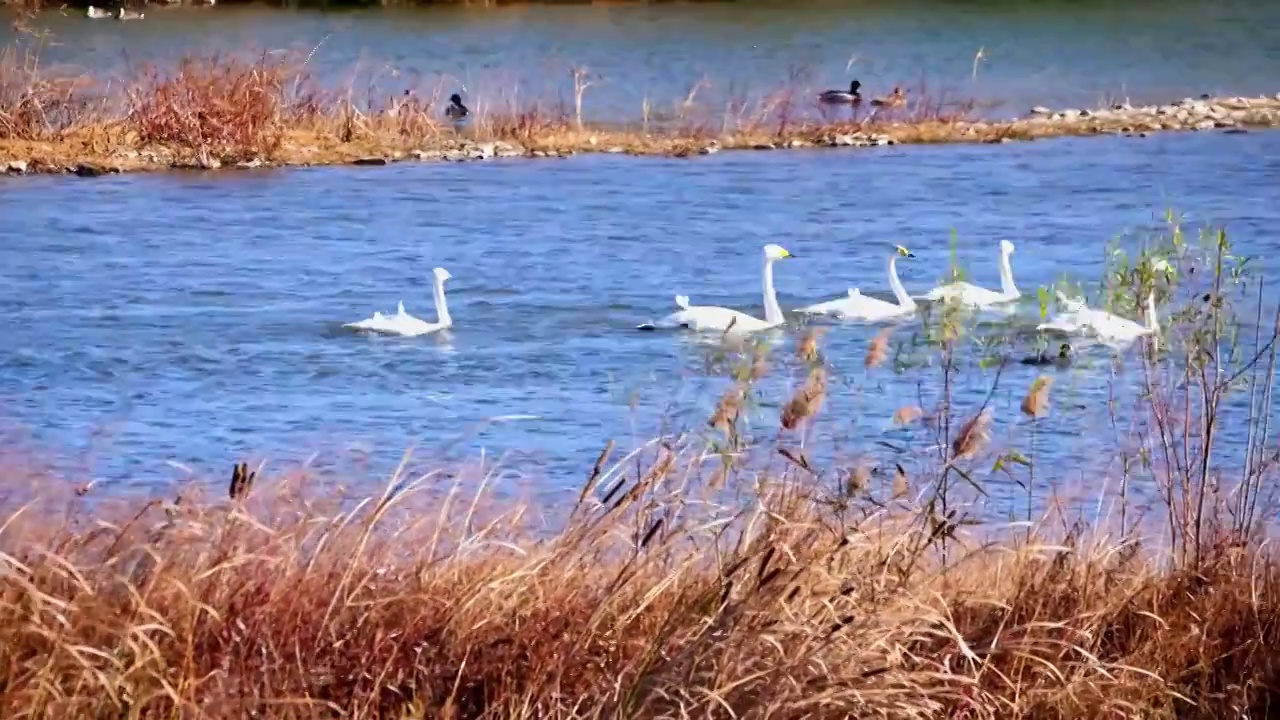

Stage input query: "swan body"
[
  {"left": 922, "top": 239, "right": 1019, "bottom": 307},
  {"left": 1038, "top": 291, "right": 1159, "bottom": 346},
  {"left": 819, "top": 80, "right": 863, "bottom": 105},
  {"left": 798, "top": 245, "right": 917, "bottom": 321},
  {"left": 638, "top": 244, "right": 794, "bottom": 335},
  {"left": 86, "top": 5, "right": 112, "bottom": 18},
  {"left": 116, "top": 7, "right": 145, "bottom": 19},
  {"left": 345, "top": 267, "right": 454, "bottom": 337}
]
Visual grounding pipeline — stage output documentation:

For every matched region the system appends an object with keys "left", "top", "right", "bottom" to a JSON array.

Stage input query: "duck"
[
  {"left": 638, "top": 244, "right": 796, "bottom": 335},
  {"left": 920, "top": 240, "right": 1020, "bottom": 308},
  {"left": 1020, "top": 342, "right": 1073, "bottom": 368},
  {"left": 445, "top": 94, "right": 469, "bottom": 120},
  {"left": 797, "top": 245, "right": 918, "bottom": 322},
  {"left": 819, "top": 80, "right": 863, "bottom": 105},
  {"left": 116, "top": 7, "right": 145, "bottom": 19},
  {"left": 86, "top": 5, "right": 112, "bottom": 18},
  {"left": 870, "top": 86, "right": 905, "bottom": 108}
]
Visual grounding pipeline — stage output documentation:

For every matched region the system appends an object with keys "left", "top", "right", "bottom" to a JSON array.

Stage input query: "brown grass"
[
  {"left": 1, "top": 301, "right": 1280, "bottom": 719},
  {"left": 3, "top": 40, "right": 1267, "bottom": 175}
]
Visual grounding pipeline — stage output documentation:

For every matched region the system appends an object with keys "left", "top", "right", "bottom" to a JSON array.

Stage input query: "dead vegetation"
[{"left": 0, "top": 38, "right": 1195, "bottom": 175}]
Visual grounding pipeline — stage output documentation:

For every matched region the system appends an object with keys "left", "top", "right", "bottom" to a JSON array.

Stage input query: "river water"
[
  {"left": 3, "top": 129, "right": 1279, "bottom": 507},
  {"left": 6, "top": 0, "right": 1280, "bottom": 122},
  {"left": 2, "top": 3, "right": 1280, "bottom": 509}
]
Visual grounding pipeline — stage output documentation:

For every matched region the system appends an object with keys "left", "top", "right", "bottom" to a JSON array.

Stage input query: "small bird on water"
[
  {"left": 1020, "top": 342, "right": 1074, "bottom": 369},
  {"left": 819, "top": 79, "right": 863, "bottom": 105},
  {"left": 445, "top": 93, "right": 469, "bottom": 120}
]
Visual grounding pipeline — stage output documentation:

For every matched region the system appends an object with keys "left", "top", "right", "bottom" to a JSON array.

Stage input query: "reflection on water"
[{"left": 0, "top": 130, "right": 1278, "bottom": 507}]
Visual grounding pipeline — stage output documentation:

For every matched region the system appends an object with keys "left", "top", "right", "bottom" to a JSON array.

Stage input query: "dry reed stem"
[
  {"left": 952, "top": 407, "right": 993, "bottom": 461},
  {"left": 866, "top": 328, "right": 892, "bottom": 369},
  {"left": 780, "top": 366, "right": 827, "bottom": 431},
  {"left": 1021, "top": 375, "right": 1053, "bottom": 418}
]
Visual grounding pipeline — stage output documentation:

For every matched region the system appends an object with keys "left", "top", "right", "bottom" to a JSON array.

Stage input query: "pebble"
[
  {"left": 352, "top": 157, "right": 388, "bottom": 166},
  {"left": 786, "top": 139, "right": 809, "bottom": 149},
  {"left": 698, "top": 145, "right": 720, "bottom": 155},
  {"left": 411, "top": 149, "right": 443, "bottom": 161},
  {"left": 1030, "top": 105, "right": 1051, "bottom": 115},
  {"left": 1193, "top": 119, "right": 1216, "bottom": 131},
  {"left": 4, "top": 160, "right": 28, "bottom": 174},
  {"left": 752, "top": 143, "right": 776, "bottom": 150}
]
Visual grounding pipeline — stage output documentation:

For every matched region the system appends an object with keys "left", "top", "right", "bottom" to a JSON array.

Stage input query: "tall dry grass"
[{"left": 5, "top": 217, "right": 1280, "bottom": 718}]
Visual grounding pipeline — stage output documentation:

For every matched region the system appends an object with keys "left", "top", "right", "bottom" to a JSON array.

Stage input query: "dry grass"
[
  {"left": 0, "top": 40, "right": 1245, "bottom": 175},
  {"left": 2, "top": 270, "right": 1280, "bottom": 718}
]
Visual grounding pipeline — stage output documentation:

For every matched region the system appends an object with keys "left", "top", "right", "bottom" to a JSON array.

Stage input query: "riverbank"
[{"left": 2, "top": 47, "right": 1278, "bottom": 178}]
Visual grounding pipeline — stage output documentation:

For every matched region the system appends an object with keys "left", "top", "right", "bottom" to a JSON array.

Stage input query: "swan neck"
[
  {"left": 999, "top": 250, "right": 1018, "bottom": 297},
  {"left": 888, "top": 255, "right": 913, "bottom": 308},
  {"left": 433, "top": 277, "right": 452, "bottom": 326},
  {"left": 762, "top": 258, "right": 783, "bottom": 325}
]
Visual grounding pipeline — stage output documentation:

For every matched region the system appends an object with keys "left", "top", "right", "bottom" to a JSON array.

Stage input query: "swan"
[
  {"left": 344, "top": 267, "right": 454, "bottom": 337},
  {"left": 116, "top": 7, "right": 145, "bottom": 19},
  {"left": 921, "top": 240, "right": 1019, "bottom": 307},
  {"left": 1081, "top": 291, "right": 1159, "bottom": 344},
  {"left": 819, "top": 80, "right": 863, "bottom": 105},
  {"left": 797, "top": 245, "right": 917, "bottom": 321},
  {"left": 86, "top": 6, "right": 112, "bottom": 18},
  {"left": 637, "top": 244, "right": 795, "bottom": 334}
]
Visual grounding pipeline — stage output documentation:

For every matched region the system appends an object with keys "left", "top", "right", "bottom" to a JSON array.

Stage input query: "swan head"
[
  {"left": 1000, "top": 239, "right": 1015, "bottom": 256},
  {"left": 894, "top": 245, "right": 915, "bottom": 259},
  {"left": 432, "top": 267, "right": 452, "bottom": 284},
  {"left": 763, "top": 244, "right": 794, "bottom": 261}
]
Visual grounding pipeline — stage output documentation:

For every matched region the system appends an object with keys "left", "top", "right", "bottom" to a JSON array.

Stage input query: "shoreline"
[{"left": 4, "top": 91, "right": 1279, "bottom": 179}]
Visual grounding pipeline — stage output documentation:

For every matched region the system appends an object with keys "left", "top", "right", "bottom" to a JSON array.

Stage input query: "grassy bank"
[
  {"left": 2, "top": 223, "right": 1279, "bottom": 717},
  {"left": 2, "top": 41, "right": 1278, "bottom": 177}
]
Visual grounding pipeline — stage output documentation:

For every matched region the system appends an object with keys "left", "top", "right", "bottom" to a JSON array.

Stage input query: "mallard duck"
[
  {"left": 445, "top": 93, "right": 469, "bottom": 120},
  {"left": 116, "top": 7, "right": 145, "bottom": 19},
  {"left": 1020, "top": 342, "right": 1073, "bottom": 368},
  {"left": 86, "top": 5, "right": 112, "bottom": 18},
  {"left": 819, "top": 80, "right": 862, "bottom": 105},
  {"left": 870, "top": 86, "right": 905, "bottom": 108}
]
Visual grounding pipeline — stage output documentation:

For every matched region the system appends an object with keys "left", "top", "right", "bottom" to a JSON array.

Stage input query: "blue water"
[{"left": 2, "top": 130, "right": 1279, "bottom": 505}]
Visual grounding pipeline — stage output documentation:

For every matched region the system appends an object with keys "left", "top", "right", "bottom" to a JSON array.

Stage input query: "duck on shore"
[
  {"left": 819, "top": 80, "right": 863, "bottom": 105},
  {"left": 870, "top": 86, "right": 906, "bottom": 108},
  {"left": 445, "top": 93, "right": 469, "bottom": 120},
  {"left": 1020, "top": 342, "right": 1073, "bottom": 368},
  {"left": 116, "top": 7, "right": 145, "bottom": 19},
  {"left": 86, "top": 5, "right": 112, "bottom": 18}
]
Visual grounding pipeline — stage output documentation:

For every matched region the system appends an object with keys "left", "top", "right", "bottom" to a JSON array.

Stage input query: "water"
[
  {"left": 8, "top": 0, "right": 1280, "bottom": 122},
  {"left": 2, "top": 129, "right": 1279, "bottom": 505}
]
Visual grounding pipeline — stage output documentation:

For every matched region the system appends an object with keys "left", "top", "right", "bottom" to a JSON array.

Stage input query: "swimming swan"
[
  {"left": 1080, "top": 291, "right": 1160, "bottom": 344},
  {"left": 344, "top": 267, "right": 454, "bottom": 337},
  {"left": 637, "top": 244, "right": 795, "bottom": 334},
  {"left": 86, "top": 5, "right": 112, "bottom": 18},
  {"left": 797, "top": 245, "right": 917, "bottom": 321},
  {"left": 921, "top": 239, "right": 1019, "bottom": 307}
]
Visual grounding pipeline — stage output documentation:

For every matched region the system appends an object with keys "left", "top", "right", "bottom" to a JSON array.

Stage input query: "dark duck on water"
[
  {"left": 445, "top": 93, "right": 469, "bottom": 120},
  {"left": 819, "top": 79, "right": 863, "bottom": 105}
]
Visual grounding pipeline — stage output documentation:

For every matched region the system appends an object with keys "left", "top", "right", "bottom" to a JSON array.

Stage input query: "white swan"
[
  {"left": 797, "top": 245, "right": 917, "bottom": 321},
  {"left": 86, "top": 5, "right": 112, "bottom": 18},
  {"left": 638, "top": 244, "right": 794, "bottom": 334},
  {"left": 344, "top": 267, "right": 453, "bottom": 337},
  {"left": 921, "top": 239, "right": 1019, "bottom": 307},
  {"left": 1038, "top": 291, "right": 1159, "bottom": 346}
]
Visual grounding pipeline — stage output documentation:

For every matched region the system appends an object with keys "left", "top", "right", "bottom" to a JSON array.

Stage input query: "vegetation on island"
[
  {"left": 1, "top": 219, "right": 1278, "bottom": 718},
  {"left": 2, "top": 32, "right": 1278, "bottom": 177}
]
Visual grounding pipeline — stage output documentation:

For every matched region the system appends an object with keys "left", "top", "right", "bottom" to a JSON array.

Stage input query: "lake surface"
[
  {"left": 7, "top": 0, "right": 1280, "bottom": 123},
  {"left": 2, "top": 129, "right": 1279, "bottom": 510}
]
